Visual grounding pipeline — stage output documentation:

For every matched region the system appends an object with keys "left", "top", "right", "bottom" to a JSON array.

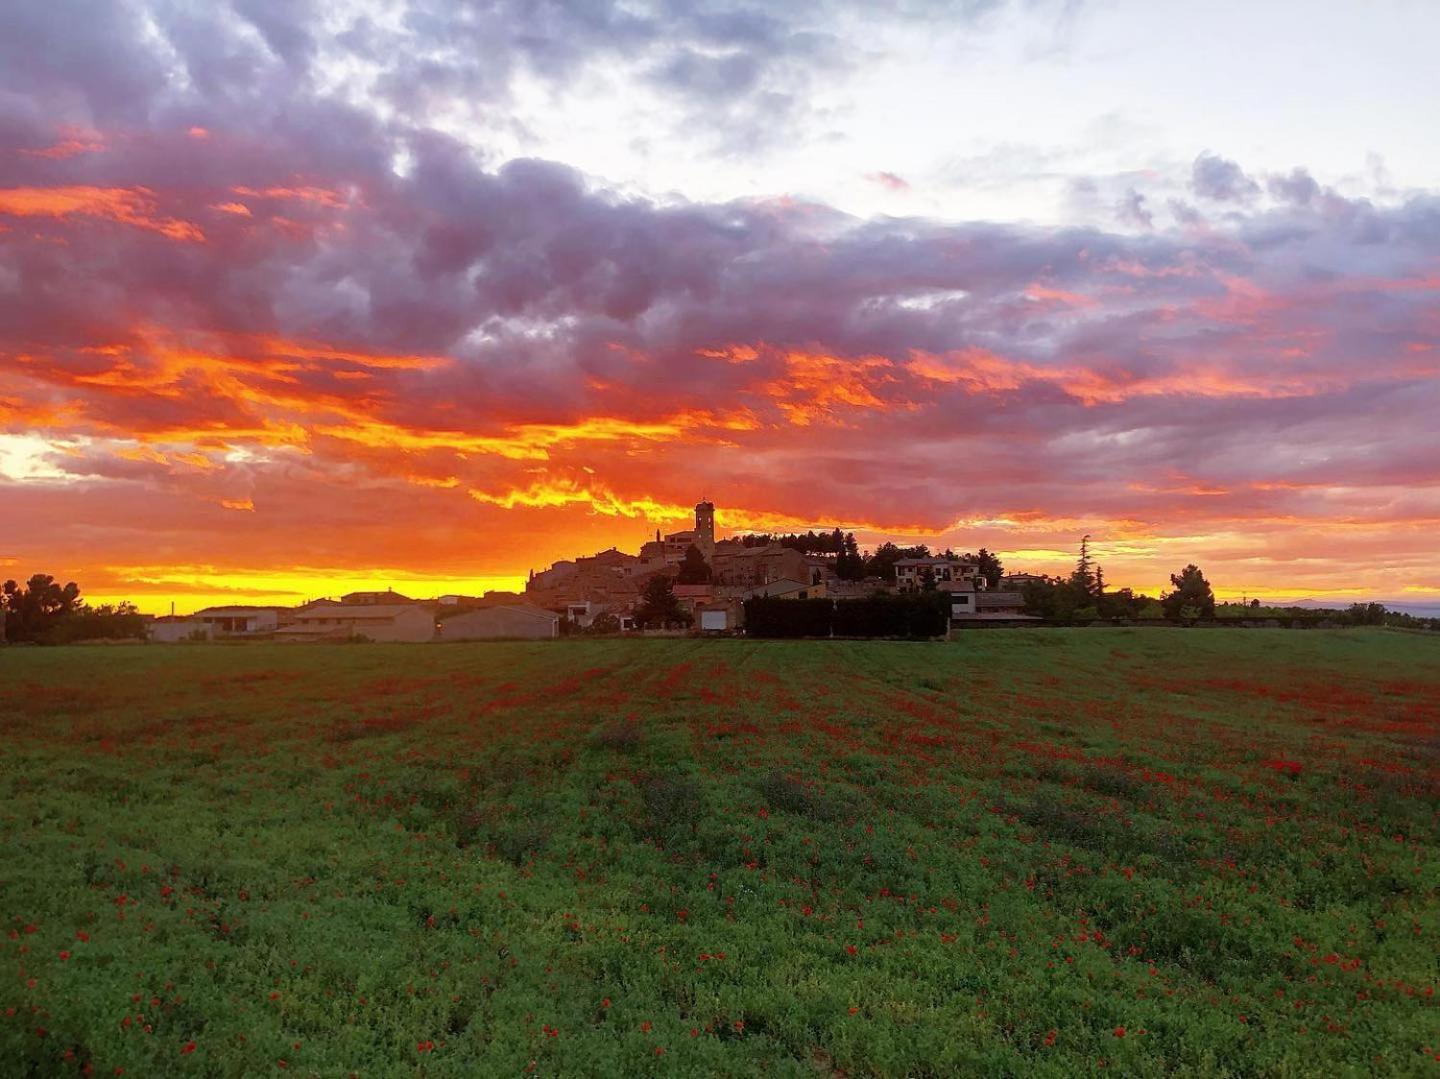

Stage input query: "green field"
[{"left": 3, "top": 630, "right": 1439, "bottom": 1076}]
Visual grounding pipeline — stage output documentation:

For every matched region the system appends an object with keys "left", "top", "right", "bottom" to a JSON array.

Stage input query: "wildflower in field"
[
  {"left": 1262, "top": 759, "right": 1303, "bottom": 776},
  {"left": 181, "top": 1041, "right": 197, "bottom": 1054},
  {"left": 58, "top": 950, "right": 70, "bottom": 961},
  {"left": 1114, "top": 1026, "right": 1126, "bottom": 1037}
]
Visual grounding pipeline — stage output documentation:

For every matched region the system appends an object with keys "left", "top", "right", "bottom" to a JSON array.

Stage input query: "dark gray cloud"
[
  {"left": 0, "top": 1, "right": 1082, "bottom": 162},
  {"left": 1115, "top": 187, "right": 1153, "bottom": 229},
  {"left": 1192, "top": 152, "right": 1260, "bottom": 202},
  {"left": 1268, "top": 167, "right": 1321, "bottom": 207}
]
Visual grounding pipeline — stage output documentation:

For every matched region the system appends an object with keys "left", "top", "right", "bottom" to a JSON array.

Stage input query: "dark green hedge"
[
  {"left": 744, "top": 592, "right": 949, "bottom": 639},
  {"left": 742, "top": 597, "right": 834, "bottom": 638}
]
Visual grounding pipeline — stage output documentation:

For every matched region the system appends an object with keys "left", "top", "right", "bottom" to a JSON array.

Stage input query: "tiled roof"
[
  {"left": 440, "top": 604, "right": 557, "bottom": 623},
  {"left": 293, "top": 603, "right": 431, "bottom": 620}
]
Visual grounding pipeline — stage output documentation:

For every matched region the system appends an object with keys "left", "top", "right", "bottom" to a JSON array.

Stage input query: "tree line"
[
  {"left": 1, "top": 574, "right": 146, "bottom": 644},
  {"left": 1015, "top": 535, "right": 1217, "bottom": 622},
  {"left": 1013, "top": 537, "right": 1440, "bottom": 629},
  {"left": 734, "top": 528, "right": 1005, "bottom": 585}
]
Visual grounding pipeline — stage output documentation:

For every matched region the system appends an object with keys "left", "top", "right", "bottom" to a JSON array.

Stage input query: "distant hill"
[{"left": 1286, "top": 598, "right": 1440, "bottom": 619}]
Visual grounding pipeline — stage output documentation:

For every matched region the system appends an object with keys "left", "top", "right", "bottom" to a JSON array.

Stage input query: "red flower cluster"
[{"left": 1262, "top": 759, "right": 1303, "bottom": 775}]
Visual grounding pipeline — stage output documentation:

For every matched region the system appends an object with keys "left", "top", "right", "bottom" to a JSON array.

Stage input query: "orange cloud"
[
  {"left": 319, "top": 409, "right": 757, "bottom": 462},
  {"left": 906, "top": 347, "right": 1329, "bottom": 405},
  {"left": 232, "top": 185, "right": 347, "bottom": 208},
  {"left": 7, "top": 329, "right": 773, "bottom": 471},
  {"left": 697, "top": 344, "right": 760, "bottom": 363},
  {"left": 19, "top": 126, "right": 105, "bottom": 160},
  {"left": 114, "top": 444, "right": 220, "bottom": 472},
  {"left": 468, "top": 477, "right": 693, "bottom": 519},
  {"left": 0, "top": 186, "right": 203, "bottom": 241},
  {"left": 1024, "top": 285, "right": 1097, "bottom": 309},
  {"left": 751, "top": 348, "right": 898, "bottom": 425}
]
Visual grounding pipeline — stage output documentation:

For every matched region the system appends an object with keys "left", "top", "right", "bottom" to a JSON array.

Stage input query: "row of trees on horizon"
[
  {"left": 733, "top": 527, "right": 1004, "bottom": 586},
  {"left": 723, "top": 531, "right": 1439, "bottom": 630}
]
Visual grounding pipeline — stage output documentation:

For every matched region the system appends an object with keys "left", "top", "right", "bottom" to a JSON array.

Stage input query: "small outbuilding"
[
  {"left": 696, "top": 602, "right": 734, "bottom": 633},
  {"left": 148, "top": 616, "right": 207, "bottom": 643},
  {"left": 438, "top": 604, "right": 559, "bottom": 641}
]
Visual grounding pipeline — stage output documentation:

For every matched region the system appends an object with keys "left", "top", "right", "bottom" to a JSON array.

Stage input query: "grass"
[{"left": 2, "top": 629, "right": 1439, "bottom": 1076}]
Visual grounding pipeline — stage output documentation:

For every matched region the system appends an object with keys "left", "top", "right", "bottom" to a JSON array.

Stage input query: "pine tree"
[
  {"left": 1069, "top": 535, "right": 1096, "bottom": 594},
  {"left": 675, "top": 545, "right": 711, "bottom": 584},
  {"left": 975, "top": 548, "right": 1004, "bottom": 589},
  {"left": 838, "top": 532, "right": 863, "bottom": 580},
  {"left": 635, "top": 575, "right": 689, "bottom": 628}
]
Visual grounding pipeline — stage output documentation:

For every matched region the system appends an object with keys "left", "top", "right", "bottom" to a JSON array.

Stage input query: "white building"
[
  {"left": 192, "top": 606, "right": 283, "bottom": 637},
  {"left": 147, "top": 616, "right": 206, "bottom": 643},
  {"left": 277, "top": 603, "right": 436, "bottom": 643},
  {"left": 438, "top": 604, "right": 559, "bottom": 640},
  {"left": 947, "top": 581, "right": 1035, "bottom": 623}
]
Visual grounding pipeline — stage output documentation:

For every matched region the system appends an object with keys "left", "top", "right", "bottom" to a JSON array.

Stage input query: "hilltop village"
[
  {"left": 145, "top": 501, "right": 1032, "bottom": 643},
  {"left": 523, "top": 500, "right": 1032, "bottom": 632}
]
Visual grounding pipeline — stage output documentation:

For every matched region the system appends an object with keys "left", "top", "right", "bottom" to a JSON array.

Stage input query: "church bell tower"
[{"left": 695, "top": 499, "right": 716, "bottom": 563}]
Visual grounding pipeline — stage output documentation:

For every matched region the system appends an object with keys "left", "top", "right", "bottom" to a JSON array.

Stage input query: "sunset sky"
[{"left": 3, "top": 0, "right": 1438, "bottom": 613}]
